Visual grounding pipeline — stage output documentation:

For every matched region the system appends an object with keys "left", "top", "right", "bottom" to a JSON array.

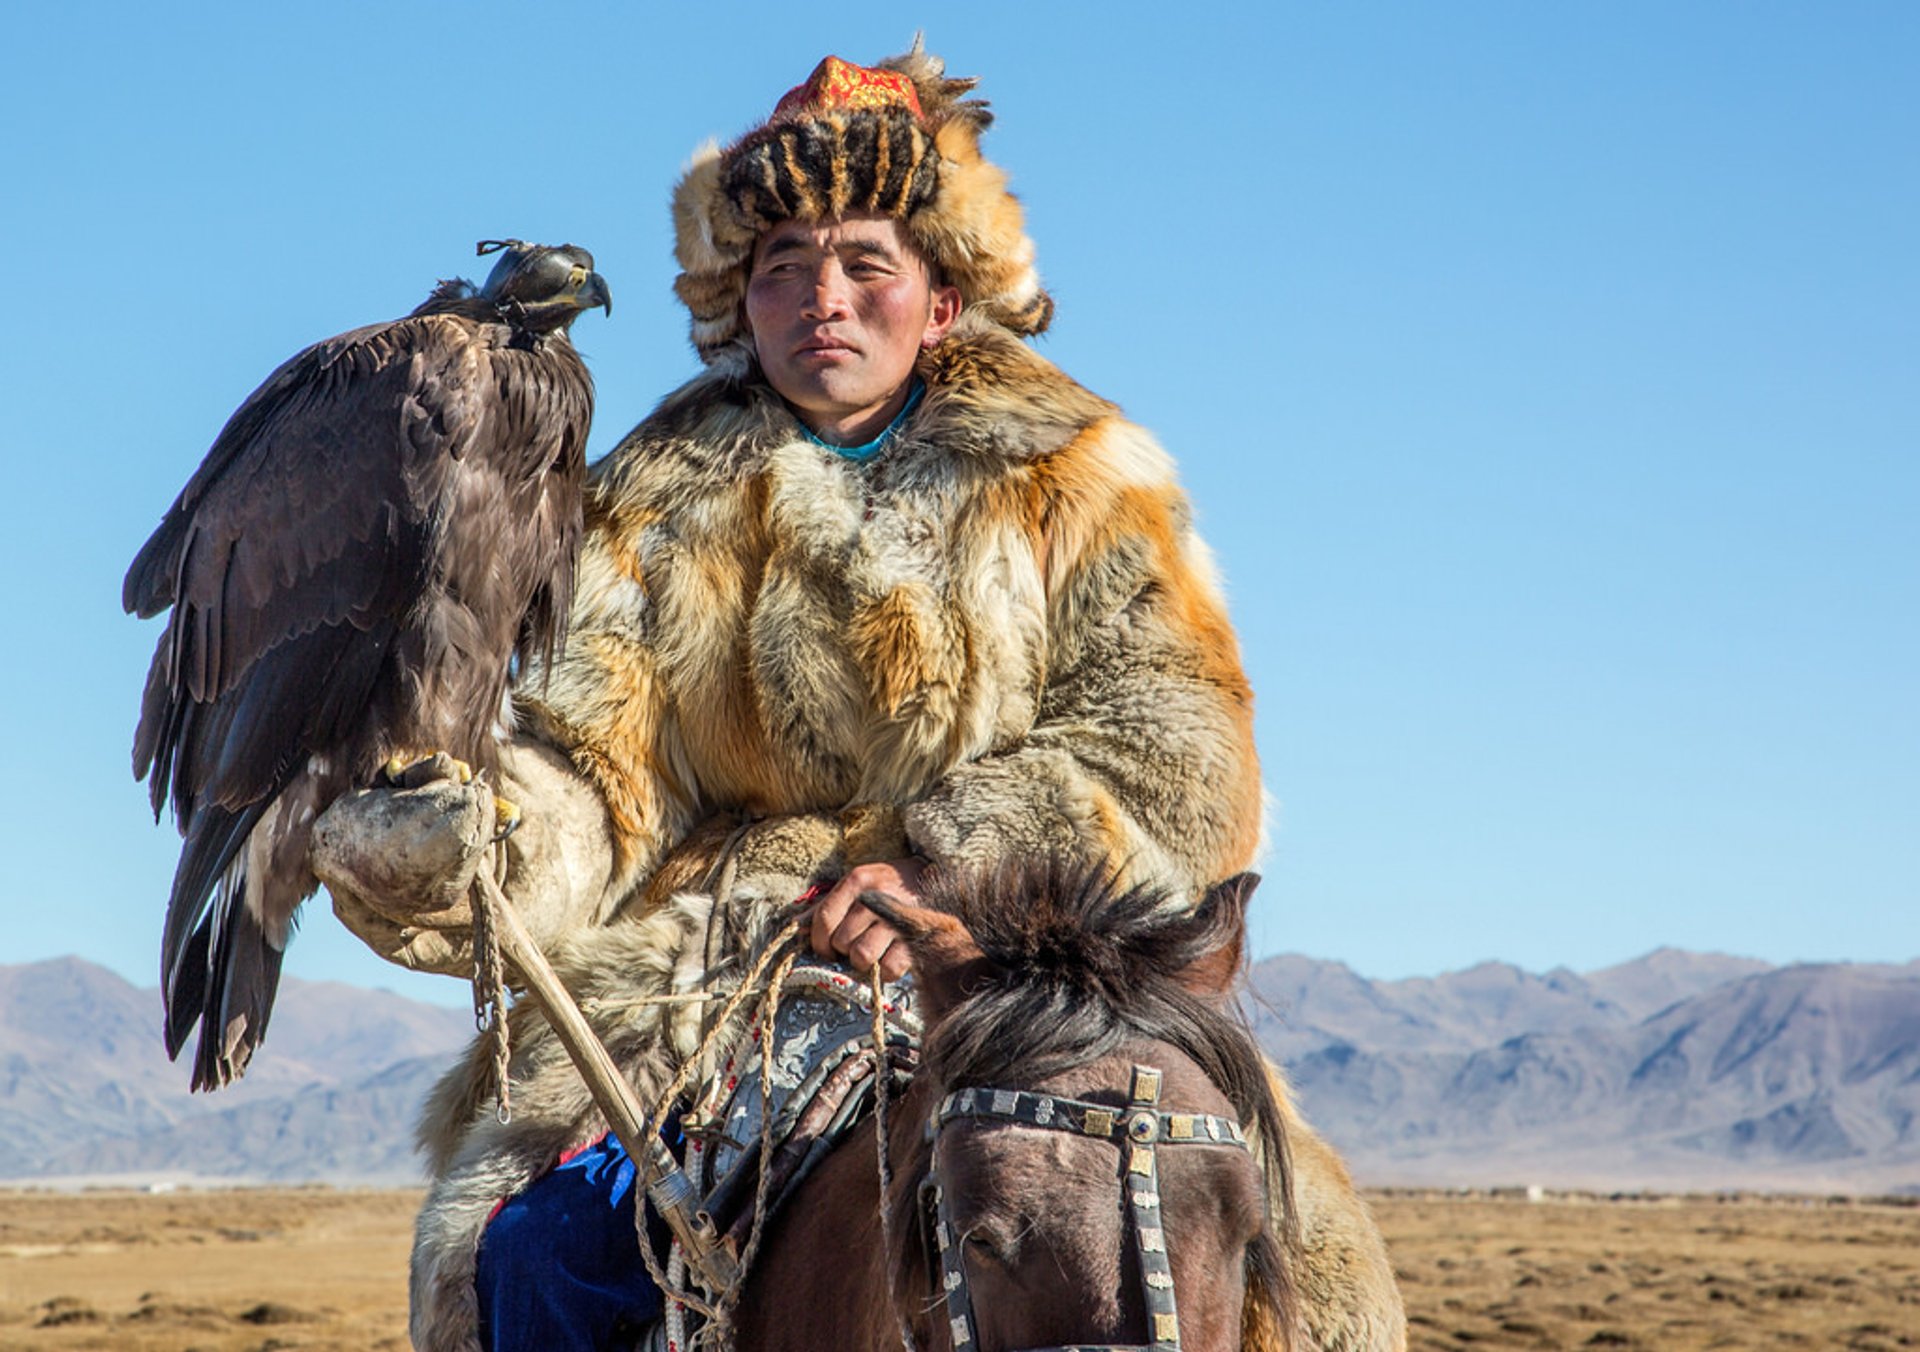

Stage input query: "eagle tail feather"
[
  {"left": 161, "top": 800, "right": 271, "bottom": 1047},
  {"left": 162, "top": 919, "right": 212, "bottom": 1060},
  {"left": 133, "top": 624, "right": 192, "bottom": 818},
  {"left": 192, "top": 897, "right": 285, "bottom": 1091}
]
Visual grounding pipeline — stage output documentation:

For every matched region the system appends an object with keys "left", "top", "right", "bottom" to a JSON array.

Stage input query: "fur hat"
[{"left": 672, "top": 40, "right": 1053, "bottom": 361}]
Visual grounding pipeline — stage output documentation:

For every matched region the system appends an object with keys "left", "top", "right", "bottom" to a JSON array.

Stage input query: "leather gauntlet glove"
[{"left": 313, "top": 739, "right": 618, "bottom": 977}]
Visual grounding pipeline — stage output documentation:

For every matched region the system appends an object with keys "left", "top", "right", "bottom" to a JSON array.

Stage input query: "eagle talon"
[
  {"left": 492, "top": 795, "right": 523, "bottom": 843},
  {"left": 384, "top": 751, "right": 475, "bottom": 789}
]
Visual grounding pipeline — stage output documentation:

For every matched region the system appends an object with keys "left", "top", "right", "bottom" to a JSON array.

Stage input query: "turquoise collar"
[{"left": 799, "top": 379, "right": 925, "bottom": 461}]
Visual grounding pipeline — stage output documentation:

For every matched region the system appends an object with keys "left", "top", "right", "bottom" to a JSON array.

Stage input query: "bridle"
[{"left": 917, "top": 1063, "right": 1251, "bottom": 1352}]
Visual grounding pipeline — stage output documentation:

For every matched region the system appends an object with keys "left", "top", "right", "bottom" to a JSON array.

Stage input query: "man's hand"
[{"left": 809, "top": 857, "right": 926, "bottom": 982}]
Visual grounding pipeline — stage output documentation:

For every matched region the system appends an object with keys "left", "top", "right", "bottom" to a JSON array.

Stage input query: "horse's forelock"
[
  {"left": 926, "top": 859, "right": 1228, "bottom": 987},
  {"left": 923, "top": 859, "right": 1255, "bottom": 1075}
]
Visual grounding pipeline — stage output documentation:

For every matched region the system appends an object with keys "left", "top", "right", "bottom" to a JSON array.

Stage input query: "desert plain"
[{"left": 1, "top": 1186, "right": 1916, "bottom": 1350}]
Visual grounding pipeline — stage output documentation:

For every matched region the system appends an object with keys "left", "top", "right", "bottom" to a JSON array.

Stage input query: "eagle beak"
[{"left": 576, "top": 271, "right": 612, "bottom": 318}]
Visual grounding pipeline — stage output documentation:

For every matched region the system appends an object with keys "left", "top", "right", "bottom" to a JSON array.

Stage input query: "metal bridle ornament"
[{"left": 921, "top": 1064, "right": 1251, "bottom": 1352}]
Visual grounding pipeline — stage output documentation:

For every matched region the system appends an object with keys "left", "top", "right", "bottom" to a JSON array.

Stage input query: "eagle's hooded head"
[{"left": 479, "top": 240, "right": 613, "bottom": 335}]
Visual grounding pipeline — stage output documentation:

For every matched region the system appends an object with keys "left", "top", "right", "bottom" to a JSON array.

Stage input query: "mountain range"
[
  {"left": 0, "top": 957, "right": 470, "bottom": 1184},
  {"left": 1250, "top": 949, "right": 1920, "bottom": 1193},
  {"left": 2, "top": 949, "right": 1916, "bottom": 1191}
]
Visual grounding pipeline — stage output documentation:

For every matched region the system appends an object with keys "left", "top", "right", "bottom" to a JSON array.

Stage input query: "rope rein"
[
  {"left": 663, "top": 931, "right": 915, "bottom": 1350},
  {"left": 709, "top": 942, "right": 804, "bottom": 1334},
  {"left": 871, "top": 963, "right": 920, "bottom": 1352},
  {"left": 645, "top": 913, "right": 812, "bottom": 1333}
]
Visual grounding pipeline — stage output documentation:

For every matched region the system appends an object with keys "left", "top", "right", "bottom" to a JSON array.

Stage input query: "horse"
[{"left": 730, "top": 864, "right": 1297, "bottom": 1352}]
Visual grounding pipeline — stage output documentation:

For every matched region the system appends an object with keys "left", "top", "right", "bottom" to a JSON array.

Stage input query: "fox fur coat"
[
  {"left": 544, "top": 310, "right": 1263, "bottom": 905},
  {"left": 323, "top": 307, "right": 1396, "bottom": 1348}
]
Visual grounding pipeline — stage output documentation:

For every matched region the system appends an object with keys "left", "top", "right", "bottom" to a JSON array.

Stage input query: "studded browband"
[{"left": 922, "top": 1064, "right": 1251, "bottom": 1352}]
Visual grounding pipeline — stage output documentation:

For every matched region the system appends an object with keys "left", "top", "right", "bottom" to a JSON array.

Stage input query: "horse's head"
[{"left": 865, "top": 864, "right": 1294, "bottom": 1352}]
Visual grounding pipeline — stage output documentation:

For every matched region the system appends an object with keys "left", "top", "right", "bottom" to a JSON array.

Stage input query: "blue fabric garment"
[
  {"left": 476, "top": 1130, "right": 675, "bottom": 1352},
  {"left": 798, "top": 377, "right": 925, "bottom": 460}
]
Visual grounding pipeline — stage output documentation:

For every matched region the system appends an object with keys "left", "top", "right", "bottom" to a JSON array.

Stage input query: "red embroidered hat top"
[{"left": 772, "top": 55, "right": 926, "bottom": 123}]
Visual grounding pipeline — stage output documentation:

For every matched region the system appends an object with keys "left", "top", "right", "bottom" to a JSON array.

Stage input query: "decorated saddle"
[{"left": 684, "top": 958, "right": 919, "bottom": 1253}]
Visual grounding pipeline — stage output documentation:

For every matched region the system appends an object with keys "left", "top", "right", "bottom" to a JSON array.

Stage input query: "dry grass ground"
[
  {"left": 0, "top": 1187, "right": 415, "bottom": 1351},
  {"left": 1, "top": 1186, "right": 1916, "bottom": 1349},
  {"left": 1376, "top": 1190, "right": 1920, "bottom": 1351}
]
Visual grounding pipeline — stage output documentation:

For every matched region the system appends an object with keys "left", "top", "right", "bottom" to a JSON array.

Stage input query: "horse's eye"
[{"left": 962, "top": 1228, "right": 1016, "bottom": 1269}]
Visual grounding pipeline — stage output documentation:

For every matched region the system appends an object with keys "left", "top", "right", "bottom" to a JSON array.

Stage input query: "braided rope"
[
  {"left": 472, "top": 849, "right": 924, "bottom": 1347},
  {"left": 710, "top": 941, "right": 804, "bottom": 1337},
  {"left": 634, "top": 911, "right": 813, "bottom": 1327},
  {"left": 870, "top": 963, "right": 920, "bottom": 1352},
  {"left": 666, "top": 920, "right": 924, "bottom": 1347},
  {"left": 664, "top": 1243, "right": 690, "bottom": 1352}
]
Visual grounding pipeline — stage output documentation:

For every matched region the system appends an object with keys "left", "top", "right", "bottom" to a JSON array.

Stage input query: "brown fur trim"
[
  {"left": 671, "top": 41, "right": 1051, "bottom": 359},
  {"left": 724, "top": 108, "right": 940, "bottom": 231}
]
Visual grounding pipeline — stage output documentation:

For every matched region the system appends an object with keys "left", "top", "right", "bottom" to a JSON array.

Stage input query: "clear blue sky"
[{"left": 2, "top": 2, "right": 1913, "bottom": 1011}]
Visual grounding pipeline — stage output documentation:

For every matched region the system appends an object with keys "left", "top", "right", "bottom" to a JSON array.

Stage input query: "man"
[{"left": 322, "top": 44, "right": 1403, "bottom": 1352}]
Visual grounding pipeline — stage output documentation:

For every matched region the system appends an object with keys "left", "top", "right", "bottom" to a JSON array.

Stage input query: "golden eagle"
[{"left": 125, "top": 241, "right": 609, "bottom": 1089}]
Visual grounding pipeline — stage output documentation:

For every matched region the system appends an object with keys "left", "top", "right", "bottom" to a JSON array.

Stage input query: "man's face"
[{"left": 745, "top": 214, "right": 961, "bottom": 443}]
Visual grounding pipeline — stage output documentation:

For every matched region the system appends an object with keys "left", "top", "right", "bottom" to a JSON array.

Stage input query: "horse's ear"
[
  {"left": 1176, "top": 872, "right": 1259, "bottom": 998},
  {"left": 856, "top": 890, "right": 998, "bottom": 1023}
]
